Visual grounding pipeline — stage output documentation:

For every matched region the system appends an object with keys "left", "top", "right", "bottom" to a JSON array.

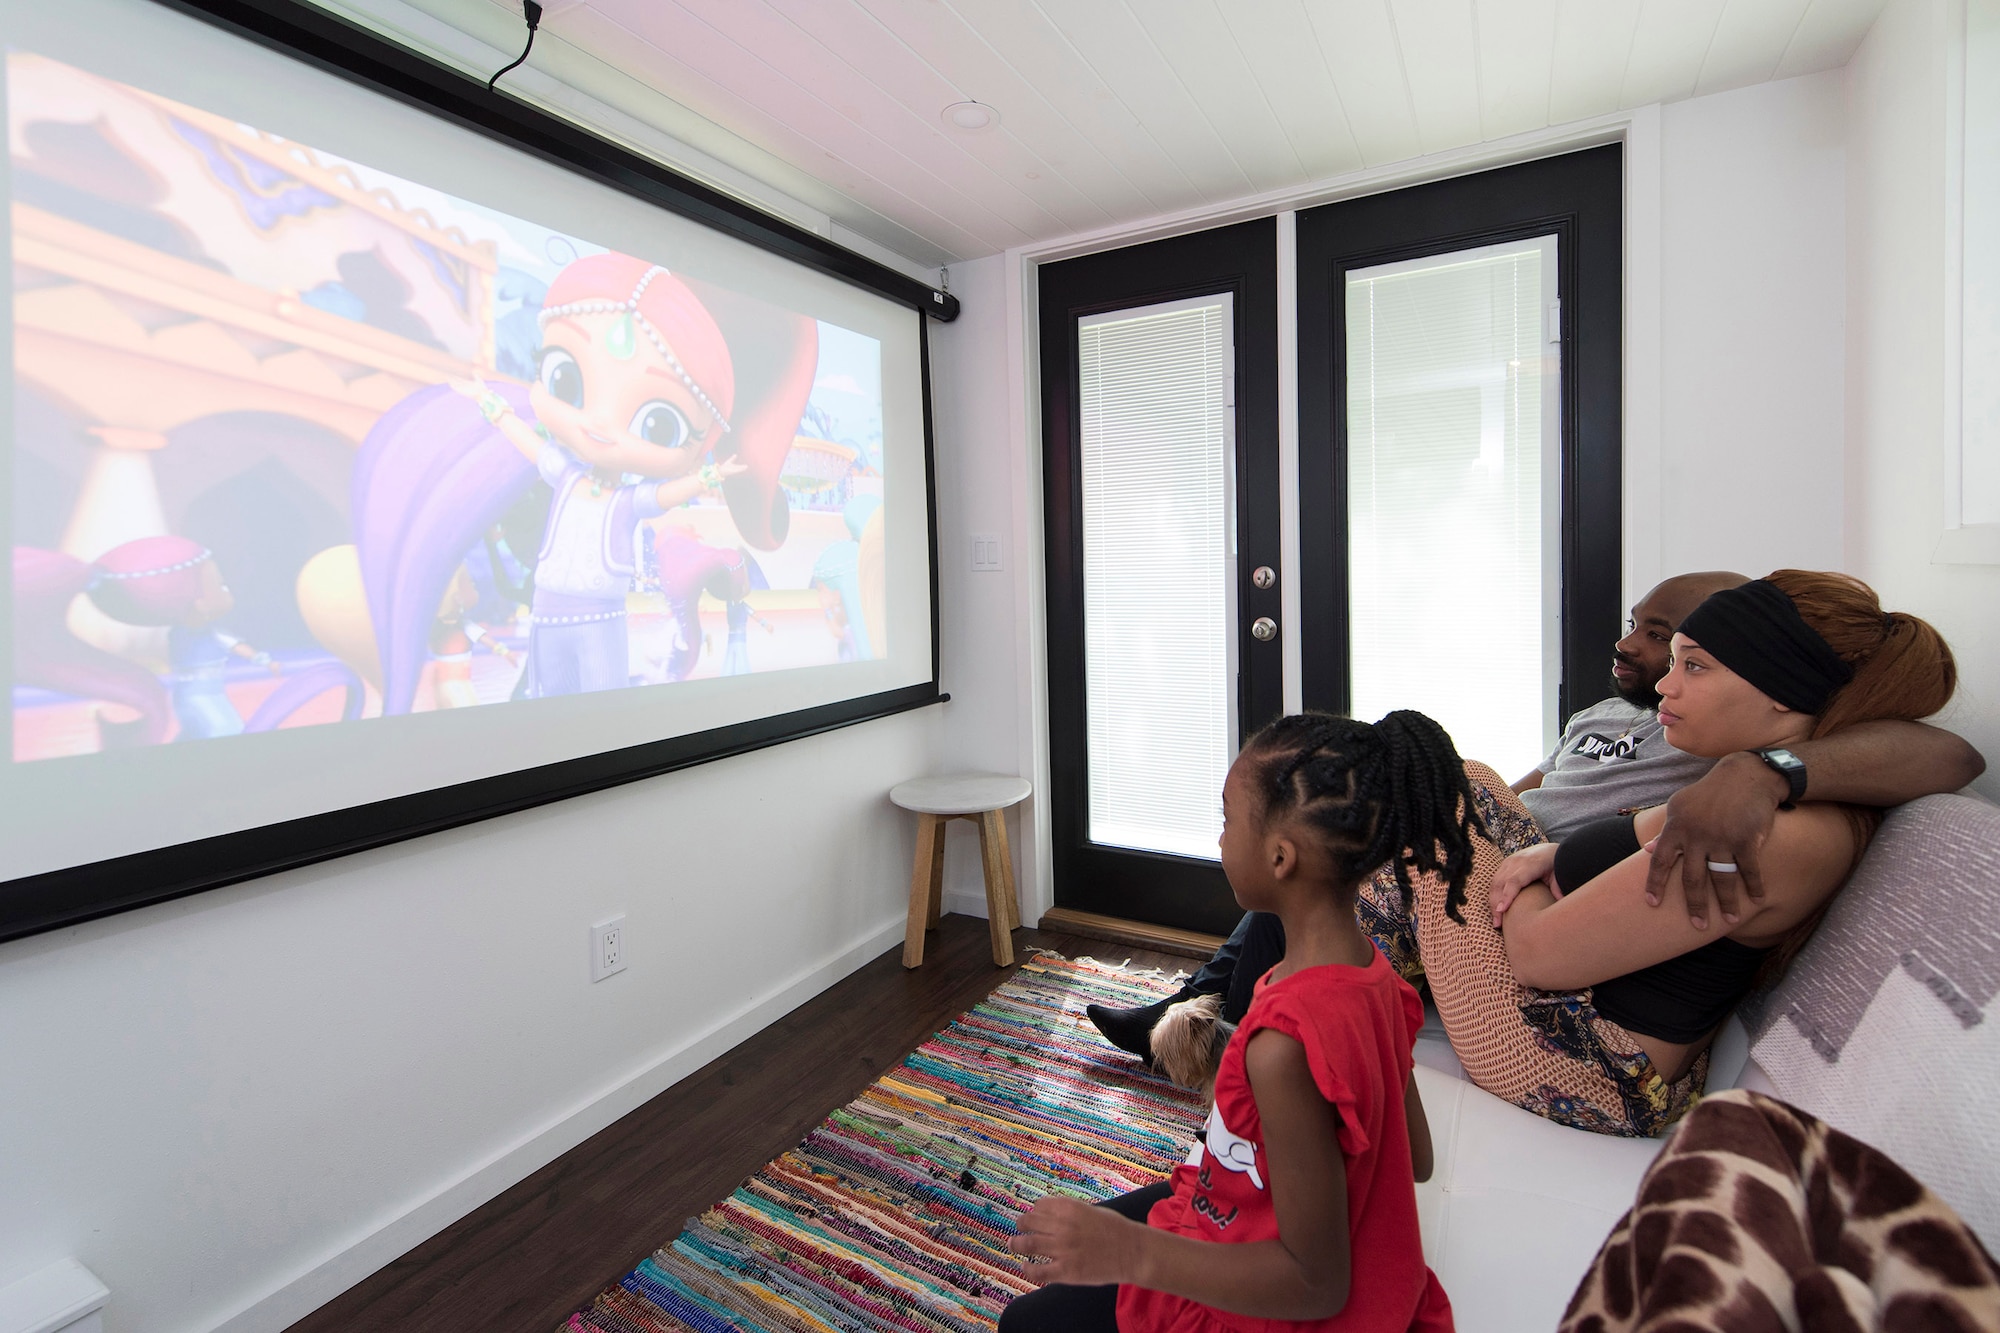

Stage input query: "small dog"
[{"left": 1149, "top": 993, "right": 1235, "bottom": 1093}]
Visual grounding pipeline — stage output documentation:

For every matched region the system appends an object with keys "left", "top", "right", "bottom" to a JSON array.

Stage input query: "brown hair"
[
  {"left": 1757, "top": 570, "right": 1957, "bottom": 979},
  {"left": 1764, "top": 569, "right": 1957, "bottom": 737}
]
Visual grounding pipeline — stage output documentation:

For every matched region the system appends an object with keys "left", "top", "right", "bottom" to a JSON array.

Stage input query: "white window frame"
[{"left": 1941, "top": 0, "right": 2000, "bottom": 563}]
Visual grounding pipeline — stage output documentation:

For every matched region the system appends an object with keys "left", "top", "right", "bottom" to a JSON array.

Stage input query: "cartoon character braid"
[{"left": 1246, "top": 709, "right": 1486, "bottom": 923}]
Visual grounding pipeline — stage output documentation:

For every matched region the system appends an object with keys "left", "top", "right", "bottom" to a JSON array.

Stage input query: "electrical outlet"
[
  {"left": 590, "top": 915, "right": 626, "bottom": 982},
  {"left": 971, "top": 534, "right": 1004, "bottom": 572}
]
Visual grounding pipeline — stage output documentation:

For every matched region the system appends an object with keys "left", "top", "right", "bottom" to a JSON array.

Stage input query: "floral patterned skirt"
[{"left": 1358, "top": 762, "right": 1705, "bottom": 1138}]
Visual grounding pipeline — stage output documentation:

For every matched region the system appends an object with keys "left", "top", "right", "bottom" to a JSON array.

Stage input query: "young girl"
[{"left": 1005, "top": 711, "right": 1474, "bottom": 1333}]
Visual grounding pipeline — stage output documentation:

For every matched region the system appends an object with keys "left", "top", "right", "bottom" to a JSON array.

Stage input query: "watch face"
[{"left": 1758, "top": 748, "right": 1808, "bottom": 804}]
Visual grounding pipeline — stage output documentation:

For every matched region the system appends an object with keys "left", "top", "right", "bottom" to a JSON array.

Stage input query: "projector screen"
[{"left": 1, "top": 0, "right": 942, "bottom": 937}]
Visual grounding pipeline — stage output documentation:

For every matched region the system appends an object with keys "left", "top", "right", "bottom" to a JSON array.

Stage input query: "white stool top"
[{"left": 890, "top": 774, "right": 1032, "bottom": 815}]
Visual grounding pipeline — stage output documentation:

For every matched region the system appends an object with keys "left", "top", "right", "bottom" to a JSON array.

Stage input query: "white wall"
[
  {"left": 926, "top": 254, "right": 1039, "bottom": 917},
  {"left": 1846, "top": 0, "right": 2000, "bottom": 797},
  {"left": 0, "top": 715, "right": 940, "bottom": 1333},
  {"left": 1642, "top": 71, "right": 1850, "bottom": 587}
]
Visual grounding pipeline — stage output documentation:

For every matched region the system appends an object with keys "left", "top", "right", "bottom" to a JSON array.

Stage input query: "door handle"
[{"left": 1251, "top": 617, "right": 1278, "bottom": 642}]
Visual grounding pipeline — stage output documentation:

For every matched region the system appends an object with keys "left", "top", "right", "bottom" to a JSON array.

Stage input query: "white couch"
[
  {"left": 1407, "top": 791, "right": 2000, "bottom": 1333},
  {"left": 1408, "top": 1008, "right": 1754, "bottom": 1333}
]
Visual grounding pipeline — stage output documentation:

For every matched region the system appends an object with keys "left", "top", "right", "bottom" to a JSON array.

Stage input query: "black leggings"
[
  {"left": 1187, "top": 911, "right": 1288, "bottom": 1025},
  {"left": 996, "top": 1182, "right": 1173, "bottom": 1333}
]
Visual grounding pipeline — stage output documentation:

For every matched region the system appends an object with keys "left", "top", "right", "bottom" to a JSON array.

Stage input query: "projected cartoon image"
[{"left": 8, "top": 52, "right": 890, "bottom": 761}]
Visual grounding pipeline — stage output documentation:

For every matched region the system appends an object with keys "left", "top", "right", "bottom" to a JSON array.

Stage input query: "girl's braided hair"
[{"left": 1242, "top": 710, "right": 1487, "bottom": 924}]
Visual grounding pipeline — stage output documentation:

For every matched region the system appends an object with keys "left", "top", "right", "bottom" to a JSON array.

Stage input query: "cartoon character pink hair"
[
  {"left": 12, "top": 546, "right": 171, "bottom": 745},
  {"left": 87, "top": 535, "right": 215, "bottom": 626},
  {"left": 536, "top": 254, "right": 815, "bottom": 550},
  {"left": 538, "top": 254, "right": 736, "bottom": 447}
]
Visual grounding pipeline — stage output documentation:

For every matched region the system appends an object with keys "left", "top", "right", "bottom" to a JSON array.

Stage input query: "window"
[
  {"left": 1078, "top": 296, "right": 1236, "bottom": 859},
  {"left": 1345, "top": 239, "right": 1560, "bottom": 778}
]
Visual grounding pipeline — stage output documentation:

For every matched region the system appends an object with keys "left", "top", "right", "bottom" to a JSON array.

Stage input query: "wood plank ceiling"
[{"left": 405, "top": 0, "right": 1886, "bottom": 267}]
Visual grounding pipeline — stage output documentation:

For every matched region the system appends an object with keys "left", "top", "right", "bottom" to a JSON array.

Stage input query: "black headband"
[{"left": 1678, "top": 579, "right": 1852, "bottom": 714}]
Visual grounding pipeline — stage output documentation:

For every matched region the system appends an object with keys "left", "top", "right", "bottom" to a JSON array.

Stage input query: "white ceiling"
[{"left": 406, "top": 0, "right": 1887, "bottom": 267}]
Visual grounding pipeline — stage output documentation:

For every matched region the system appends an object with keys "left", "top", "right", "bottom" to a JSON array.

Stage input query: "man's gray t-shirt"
[{"left": 1518, "top": 697, "right": 1714, "bottom": 840}]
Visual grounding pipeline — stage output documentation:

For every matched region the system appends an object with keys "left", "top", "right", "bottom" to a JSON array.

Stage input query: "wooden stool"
[{"left": 890, "top": 775, "right": 1032, "bottom": 968}]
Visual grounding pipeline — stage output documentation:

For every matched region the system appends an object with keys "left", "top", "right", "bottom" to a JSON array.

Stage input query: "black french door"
[{"left": 1040, "top": 219, "right": 1282, "bottom": 936}]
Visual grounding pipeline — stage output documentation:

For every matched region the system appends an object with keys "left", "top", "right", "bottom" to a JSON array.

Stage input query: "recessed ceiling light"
[{"left": 942, "top": 100, "right": 997, "bottom": 132}]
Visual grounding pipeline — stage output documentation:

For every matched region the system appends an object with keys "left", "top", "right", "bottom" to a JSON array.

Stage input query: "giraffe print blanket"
[{"left": 1562, "top": 1090, "right": 2000, "bottom": 1332}]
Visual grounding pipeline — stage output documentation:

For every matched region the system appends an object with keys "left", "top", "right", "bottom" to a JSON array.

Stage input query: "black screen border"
[
  {"left": 0, "top": 0, "right": 947, "bottom": 944},
  {"left": 150, "top": 0, "right": 960, "bottom": 321}
]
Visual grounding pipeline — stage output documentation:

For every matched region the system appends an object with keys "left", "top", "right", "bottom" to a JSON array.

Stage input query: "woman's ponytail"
[
  {"left": 1762, "top": 570, "right": 1956, "bottom": 736},
  {"left": 1755, "top": 571, "right": 1958, "bottom": 909}
]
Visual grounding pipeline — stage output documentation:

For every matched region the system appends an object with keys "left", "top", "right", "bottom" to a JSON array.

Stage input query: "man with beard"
[{"left": 1086, "top": 570, "right": 1987, "bottom": 1060}]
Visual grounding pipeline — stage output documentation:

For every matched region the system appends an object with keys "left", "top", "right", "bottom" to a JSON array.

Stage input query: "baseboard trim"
[
  {"left": 203, "top": 916, "right": 908, "bottom": 1333},
  {"left": 1036, "top": 908, "right": 1226, "bottom": 961},
  {"left": 940, "top": 888, "right": 997, "bottom": 920}
]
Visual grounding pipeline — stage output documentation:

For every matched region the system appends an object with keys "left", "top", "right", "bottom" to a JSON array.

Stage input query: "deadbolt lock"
[{"left": 1252, "top": 565, "right": 1277, "bottom": 590}]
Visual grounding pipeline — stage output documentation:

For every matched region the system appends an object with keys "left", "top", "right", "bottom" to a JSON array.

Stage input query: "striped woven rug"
[{"left": 563, "top": 953, "right": 1204, "bottom": 1333}]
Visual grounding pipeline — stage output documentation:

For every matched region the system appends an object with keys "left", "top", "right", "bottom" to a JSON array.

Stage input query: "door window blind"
[
  {"left": 1078, "top": 295, "right": 1235, "bottom": 860},
  {"left": 1346, "top": 239, "right": 1560, "bottom": 780}
]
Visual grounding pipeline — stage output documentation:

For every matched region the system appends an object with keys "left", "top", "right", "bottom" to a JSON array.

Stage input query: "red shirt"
[{"left": 1115, "top": 951, "right": 1452, "bottom": 1333}]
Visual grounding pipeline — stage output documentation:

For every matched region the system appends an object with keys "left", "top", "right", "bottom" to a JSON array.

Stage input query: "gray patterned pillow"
[
  {"left": 1739, "top": 793, "right": 2000, "bottom": 1246},
  {"left": 1738, "top": 794, "right": 2000, "bottom": 1052}
]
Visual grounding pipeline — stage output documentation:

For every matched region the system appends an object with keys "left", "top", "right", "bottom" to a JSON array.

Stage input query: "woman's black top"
[{"left": 1548, "top": 815, "right": 1769, "bottom": 1044}]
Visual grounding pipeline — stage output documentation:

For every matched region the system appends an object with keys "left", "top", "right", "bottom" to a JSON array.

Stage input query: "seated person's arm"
[
  {"left": 1503, "top": 804, "right": 1855, "bottom": 992},
  {"left": 1512, "top": 768, "right": 1546, "bottom": 795},
  {"left": 1646, "top": 720, "right": 1985, "bottom": 928},
  {"left": 1788, "top": 719, "right": 1984, "bottom": 804}
]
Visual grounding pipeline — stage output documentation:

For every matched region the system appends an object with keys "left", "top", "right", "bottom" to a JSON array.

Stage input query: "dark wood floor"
[{"left": 286, "top": 916, "right": 1190, "bottom": 1333}]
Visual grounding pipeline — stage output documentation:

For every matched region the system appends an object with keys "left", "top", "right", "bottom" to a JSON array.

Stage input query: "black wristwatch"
[{"left": 1753, "top": 747, "right": 1808, "bottom": 809}]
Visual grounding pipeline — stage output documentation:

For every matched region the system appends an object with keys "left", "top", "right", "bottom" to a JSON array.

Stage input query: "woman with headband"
[
  {"left": 1450, "top": 570, "right": 1958, "bottom": 1134},
  {"left": 1145, "top": 570, "right": 1957, "bottom": 1137}
]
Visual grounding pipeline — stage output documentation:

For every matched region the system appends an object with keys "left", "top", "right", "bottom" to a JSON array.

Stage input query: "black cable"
[{"left": 486, "top": 0, "right": 543, "bottom": 93}]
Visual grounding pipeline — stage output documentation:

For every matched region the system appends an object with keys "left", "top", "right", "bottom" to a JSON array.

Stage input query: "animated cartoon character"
[
  {"left": 338, "top": 253, "right": 815, "bottom": 713},
  {"left": 808, "top": 495, "right": 885, "bottom": 662},
  {"left": 12, "top": 546, "right": 170, "bottom": 748},
  {"left": 721, "top": 555, "right": 772, "bottom": 677},
  {"left": 811, "top": 543, "right": 863, "bottom": 662},
  {"left": 1192, "top": 1100, "right": 1264, "bottom": 1190},
  {"left": 14, "top": 537, "right": 358, "bottom": 752},
  {"left": 453, "top": 259, "right": 743, "bottom": 695},
  {"left": 429, "top": 565, "right": 518, "bottom": 708},
  {"left": 650, "top": 530, "right": 753, "bottom": 681},
  {"left": 86, "top": 536, "right": 279, "bottom": 741}
]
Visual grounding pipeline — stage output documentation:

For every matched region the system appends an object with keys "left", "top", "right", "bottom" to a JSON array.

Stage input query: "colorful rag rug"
[{"left": 564, "top": 953, "right": 1204, "bottom": 1333}]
